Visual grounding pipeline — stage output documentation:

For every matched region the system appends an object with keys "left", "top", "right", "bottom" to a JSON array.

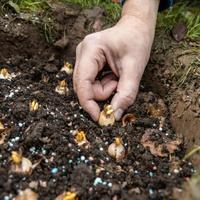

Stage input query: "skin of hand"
[{"left": 73, "top": 0, "right": 160, "bottom": 121}]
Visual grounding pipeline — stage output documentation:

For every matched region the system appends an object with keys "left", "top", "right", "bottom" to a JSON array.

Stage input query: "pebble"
[
  {"left": 80, "top": 156, "right": 85, "bottom": 161},
  {"left": 18, "top": 122, "right": 23, "bottom": 127},
  {"left": 149, "top": 172, "right": 153, "bottom": 177},
  {"left": 188, "top": 162, "right": 192, "bottom": 166},
  {"left": 108, "top": 183, "right": 112, "bottom": 187},
  {"left": 153, "top": 166, "right": 157, "bottom": 170},
  {"left": 51, "top": 168, "right": 59, "bottom": 174},
  {"left": 68, "top": 143, "right": 72, "bottom": 148},
  {"left": 29, "top": 147, "right": 36, "bottom": 153},
  {"left": 15, "top": 136, "right": 20, "bottom": 141},
  {"left": 134, "top": 170, "right": 139, "bottom": 174},
  {"left": 99, "top": 147, "right": 104, "bottom": 151},
  {"left": 11, "top": 136, "right": 20, "bottom": 143},
  {"left": 42, "top": 149, "right": 47, "bottom": 155},
  {"left": 68, "top": 159, "right": 73, "bottom": 164},
  {"left": 8, "top": 142, "right": 13, "bottom": 147},
  {"left": 105, "top": 157, "right": 109, "bottom": 161},
  {"left": 89, "top": 156, "right": 94, "bottom": 161},
  {"left": 70, "top": 130, "right": 74, "bottom": 134},
  {"left": 3, "top": 196, "right": 9, "bottom": 200},
  {"left": 173, "top": 169, "right": 179, "bottom": 174},
  {"left": 149, "top": 189, "right": 154, "bottom": 195},
  {"left": 93, "top": 177, "right": 103, "bottom": 186},
  {"left": 8, "top": 92, "right": 14, "bottom": 98}
]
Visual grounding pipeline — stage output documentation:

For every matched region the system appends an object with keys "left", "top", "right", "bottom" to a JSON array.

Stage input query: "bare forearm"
[{"left": 122, "top": 0, "right": 160, "bottom": 28}]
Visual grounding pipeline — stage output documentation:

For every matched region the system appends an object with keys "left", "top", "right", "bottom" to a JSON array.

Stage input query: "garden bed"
[{"left": 0, "top": 3, "right": 198, "bottom": 200}]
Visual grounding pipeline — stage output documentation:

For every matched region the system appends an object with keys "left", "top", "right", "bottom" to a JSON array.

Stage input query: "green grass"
[
  {"left": 188, "top": 172, "right": 200, "bottom": 200},
  {"left": 183, "top": 146, "right": 200, "bottom": 161},
  {"left": 157, "top": 1, "right": 200, "bottom": 40},
  {"left": 2, "top": 0, "right": 200, "bottom": 39},
  {"left": 1, "top": 0, "right": 121, "bottom": 23},
  {"left": 173, "top": 56, "right": 200, "bottom": 86},
  {"left": 64, "top": 0, "right": 121, "bottom": 23},
  {"left": 1, "top": 0, "right": 199, "bottom": 42},
  {"left": 0, "top": 0, "right": 48, "bottom": 13}
]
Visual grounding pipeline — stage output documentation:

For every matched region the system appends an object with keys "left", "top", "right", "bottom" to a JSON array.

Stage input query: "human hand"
[{"left": 73, "top": 5, "right": 158, "bottom": 121}]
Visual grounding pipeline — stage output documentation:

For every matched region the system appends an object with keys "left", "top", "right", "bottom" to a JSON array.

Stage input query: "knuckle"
[
  {"left": 123, "top": 93, "right": 134, "bottom": 105},
  {"left": 83, "top": 33, "right": 101, "bottom": 46}
]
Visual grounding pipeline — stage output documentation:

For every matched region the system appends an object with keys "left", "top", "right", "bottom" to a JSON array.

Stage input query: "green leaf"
[{"left": 8, "top": 0, "right": 20, "bottom": 13}]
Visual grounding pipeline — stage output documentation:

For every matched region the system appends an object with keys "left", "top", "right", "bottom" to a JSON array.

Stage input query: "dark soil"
[{"left": 0, "top": 4, "right": 195, "bottom": 200}]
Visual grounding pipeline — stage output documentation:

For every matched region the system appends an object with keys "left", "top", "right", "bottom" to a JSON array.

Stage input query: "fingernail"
[{"left": 114, "top": 108, "right": 124, "bottom": 121}]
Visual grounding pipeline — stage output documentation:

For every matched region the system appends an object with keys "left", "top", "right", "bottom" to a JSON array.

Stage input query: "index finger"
[{"left": 73, "top": 38, "right": 106, "bottom": 121}]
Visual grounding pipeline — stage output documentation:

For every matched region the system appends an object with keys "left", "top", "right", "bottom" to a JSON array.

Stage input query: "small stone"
[
  {"left": 173, "top": 169, "right": 179, "bottom": 174},
  {"left": 8, "top": 142, "right": 13, "bottom": 147},
  {"left": 15, "top": 137, "right": 20, "bottom": 141},
  {"left": 80, "top": 156, "right": 85, "bottom": 161},
  {"left": 108, "top": 183, "right": 112, "bottom": 187},
  {"left": 29, "top": 147, "right": 36, "bottom": 153},
  {"left": 8, "top": 92, "right": 14, "bottom": 98},
  {"left": 3, "top": 196, "right": 10, "bottom": 200},
  {"left": 68, "top": 160, "right": 73, "bottom": 164},
  {"left": 42, "top": 149, "right": 47, "bottom": 155},
  {"left": 149, "top": 189, "right": 154, "bottom": 195},
  {"left": 51, "top": 168, "right": 58, "bottom": 174},
  {"left": 18, "top": 123, "right": 23, "bottom": 127},
  {"left": 149, "top": 172, "right": 153, "bottom": 177},
  {"left": 93, "top": 177, "right": 103, "bottom": 186},
  {"left": 89, "top": 156, "right": 94, "bottom": 161}
]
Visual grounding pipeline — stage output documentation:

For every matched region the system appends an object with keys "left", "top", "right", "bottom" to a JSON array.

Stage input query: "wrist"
[{"left": 121, "top": 0, "right": 159, "bottom": 27}]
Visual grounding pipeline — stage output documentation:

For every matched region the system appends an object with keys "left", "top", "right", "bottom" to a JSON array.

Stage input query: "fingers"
[
  {"left": 73, "top": 34, "right": 107, "bottom": 121},
  {"left": 93, "top": 74, "right": 117, "bottom": 101},
  {"left": 111, "top": 60, "right": 143, "bottom": 121},
  {"left": 73, "top": 42, "right": 82, "bottom": 92},
  {"left": 77, "top": 80, "right": 100, "bottom": 121}
]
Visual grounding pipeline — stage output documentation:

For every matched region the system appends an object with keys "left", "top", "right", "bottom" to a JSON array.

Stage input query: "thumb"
[{"left": 111, "top": 62, "right": 142, "bottom": 121}]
